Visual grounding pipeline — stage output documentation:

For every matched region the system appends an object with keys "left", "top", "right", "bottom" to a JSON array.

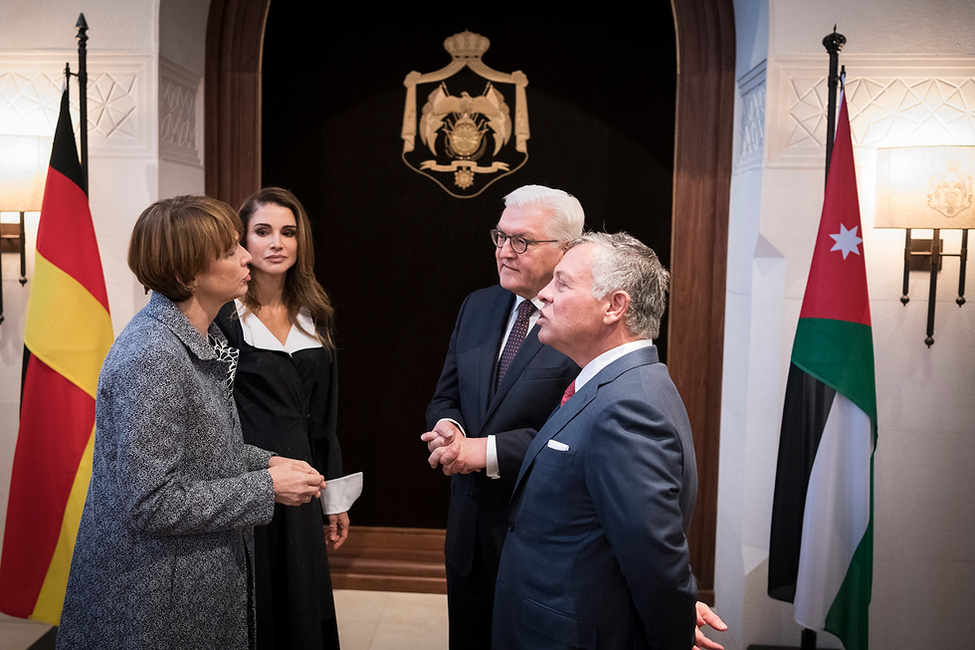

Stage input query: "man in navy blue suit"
[
  {"left": 492, "top": 232, "right": 699, "bottom": 649},
  {"left": 423, "top": 190, "right": 726, "bottom": 650},
  {"left": 423, "top": 185, "right": 585, "bottom": 650}
]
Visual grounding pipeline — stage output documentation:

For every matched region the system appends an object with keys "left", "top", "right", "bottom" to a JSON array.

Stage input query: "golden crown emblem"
[{"left": 443, "top": 31, "right": 491, "bottom": 59}]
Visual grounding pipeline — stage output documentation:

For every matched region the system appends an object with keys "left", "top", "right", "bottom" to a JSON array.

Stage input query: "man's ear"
[{"left": 603, "top": 291, "right": 630, "bottom": 325}]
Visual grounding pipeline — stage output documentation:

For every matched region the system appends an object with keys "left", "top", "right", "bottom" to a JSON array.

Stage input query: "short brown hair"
[{"left": 128, "top": 195, "right": 242, "bottom": 302}]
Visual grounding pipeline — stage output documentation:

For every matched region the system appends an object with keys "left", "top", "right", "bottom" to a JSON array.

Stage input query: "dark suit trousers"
[{"left": 446, "top": 535, "right": 494, "bottom": 650}]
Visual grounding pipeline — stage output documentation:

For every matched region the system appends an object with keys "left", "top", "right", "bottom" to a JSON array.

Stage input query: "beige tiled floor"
[
  {"left": 0, "top": 614, "right": 49, "bottom": 650},
  {"left": 0, "top": 589, "right": 449, "bottom": 650},
  {"left": 334, "top": 589, "right": 449, "bottom": 650}
]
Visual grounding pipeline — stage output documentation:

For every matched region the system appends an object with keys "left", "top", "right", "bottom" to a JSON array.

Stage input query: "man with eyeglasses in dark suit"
[{"left": 422, "top": 184, "right": 583, "bottom": 650}]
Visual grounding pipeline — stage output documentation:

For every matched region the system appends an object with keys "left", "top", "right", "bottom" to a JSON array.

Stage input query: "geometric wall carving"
[
  {"left": 0, "top": 53, "right": 151, "bottom": 157},
  {"left": 159, "top": 57, "right": 203, "bottom": 167},
  {"left": 767, "top": 56, "right": 975, "bottom": 168},
  {"left": 736, "top": 59, "right": 767, "bottom": 173},
  {"left": 87, "top": 71, "right": 139, "bottom": 140},
  {"left": 0, "top": 68, "right": 63, "bottom": 137}
]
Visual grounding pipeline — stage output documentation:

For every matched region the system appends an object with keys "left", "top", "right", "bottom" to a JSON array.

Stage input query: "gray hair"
[
  {"left": 569, "top": 231, "right": 670, "bottom": 339},
  {"left": 503, "top": 185, "right": 585, "bottom": 242}
]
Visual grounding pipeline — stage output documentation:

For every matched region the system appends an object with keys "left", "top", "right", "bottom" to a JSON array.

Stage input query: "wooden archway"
[{"left": 204, "top": 0, "right": 735, "bottom": 600}]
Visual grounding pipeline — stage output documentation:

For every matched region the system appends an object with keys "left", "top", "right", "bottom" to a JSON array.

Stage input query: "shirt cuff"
[
  {"left": 486, "top": 435, "right": 500, "bottom": 479},
  {"left": 438, "top": 418, "right": 466, "bottom": 437}
]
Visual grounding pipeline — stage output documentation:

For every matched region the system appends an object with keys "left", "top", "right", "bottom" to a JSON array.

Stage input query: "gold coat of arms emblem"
[
  {"left": 401, "top": 31, "right": 529, "bottom": 198},
  {"left": 927, "top": 159, "right": 973, "bottom": 219}
]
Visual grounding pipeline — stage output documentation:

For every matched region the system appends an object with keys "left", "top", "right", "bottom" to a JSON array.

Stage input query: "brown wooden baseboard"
[
  {"left": 328, "top": 526, "right": 447, "bottom": 594},
  {"left": 328, "top": 525, "right": 714, "bottom": 605}
]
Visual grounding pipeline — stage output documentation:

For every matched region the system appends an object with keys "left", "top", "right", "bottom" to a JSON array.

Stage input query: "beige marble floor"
[
  {"left": 0, "top": 589, "right": 449, "bottom": 650},
  {"left": 334, "top": 589, "right": 449, "bottom": 650}
]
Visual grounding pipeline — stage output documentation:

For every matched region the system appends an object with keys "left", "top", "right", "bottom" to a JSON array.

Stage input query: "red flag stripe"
[
  {"left": 798, "top": 94, "right": 872, "bottom": 327},
  {"left": 34, "top": 167, "right": 109, "bottom": 311},
  {"left": 0, "top": 356, "right": 95, "bottom": 617}
]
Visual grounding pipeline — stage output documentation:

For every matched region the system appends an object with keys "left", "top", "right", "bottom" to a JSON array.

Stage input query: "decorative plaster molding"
[
  {"left": 737, "top": 60, "right": 767, "bottom": 173},
  {"left": 159, "top": 58, "right": 203, "bottom": 167},
  {"left": 0, "top": 53, "right": 152, "bottom": 158},
  {"left": 767, "top": 56, "right": 975, "bottom": 168}
]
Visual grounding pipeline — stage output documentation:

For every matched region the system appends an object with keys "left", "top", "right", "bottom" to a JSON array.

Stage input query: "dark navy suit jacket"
[
  {"left": 426, "top": 285, "right": 579, "bottom": 581},
  {"left": 492, "top": 346, "right": 698, "bottom": 650}
]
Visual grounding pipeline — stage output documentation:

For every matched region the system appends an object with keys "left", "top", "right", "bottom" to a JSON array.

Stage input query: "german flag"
[{"left": 0, "top": 87, "right": 113, "bottom": 625}]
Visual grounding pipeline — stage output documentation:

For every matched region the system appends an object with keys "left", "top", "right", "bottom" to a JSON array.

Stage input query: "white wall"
[
  {"left": 720, "top": 0, "right": 975, "bottom": 648},
  {"left": 0, "top": 0, "right": 208, "bottom": 603}
]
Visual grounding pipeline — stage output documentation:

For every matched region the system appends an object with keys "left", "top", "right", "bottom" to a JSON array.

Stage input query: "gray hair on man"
[
  {"left": 503, "top": 185, "right": 585, "bottom": 242},
  {"left": 570, "top": 231, "right": 670, "bottom": 340}
]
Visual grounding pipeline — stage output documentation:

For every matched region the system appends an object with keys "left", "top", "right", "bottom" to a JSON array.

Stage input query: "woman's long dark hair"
[{"left": 238, "top": 187, "right": 336, "bottom": 352}]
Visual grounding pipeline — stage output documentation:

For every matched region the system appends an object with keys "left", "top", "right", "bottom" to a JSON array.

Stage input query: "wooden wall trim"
[
  {"left": 329, "top": 526, "right": 447, "bottom": 594},
  {"left": 205, "top": 0, "right": 270, "bottom": 207},
  {"left": 669, "top": 0, "right": 736, "bottom": 597},
  {"left": 328, "top": 526, "right": 714, "bottom": 601}
]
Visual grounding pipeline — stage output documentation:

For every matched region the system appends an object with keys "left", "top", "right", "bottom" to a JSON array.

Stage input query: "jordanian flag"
[
  {"left": 0, "top": 87, "right": 112, "bottom": 625},
  {"left": 767, "top": 88, "right": 876, "bottom": 650}
]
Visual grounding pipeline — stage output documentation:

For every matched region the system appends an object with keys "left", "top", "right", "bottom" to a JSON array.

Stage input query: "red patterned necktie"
[
  {"left": 560, "top": 380, "right": 576, "bottom": 406},
  {"left": 496, "top": 300, "right": 536, "bottom": 389}
]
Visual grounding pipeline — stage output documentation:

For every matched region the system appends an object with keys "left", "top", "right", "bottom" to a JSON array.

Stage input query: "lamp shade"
[
  {"left": 0, "top": 135, "right": 52, "bottom": 212},
  {"left": 875, "top": 146, "right": 975, "bottom": 229}
]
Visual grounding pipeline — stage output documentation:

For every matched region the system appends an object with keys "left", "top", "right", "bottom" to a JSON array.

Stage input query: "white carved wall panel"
[
  {"left": 0, "top": 53, "right": 152, "bottom": 158},
  {"left": 766, "top": 56, "right": 975, "bottom": 168},
  {"left": 159, "top": 58, "right": 203, "bottom": 167},
  {"left": 737, "top": 60, "right": 767, "bottom": 173}
]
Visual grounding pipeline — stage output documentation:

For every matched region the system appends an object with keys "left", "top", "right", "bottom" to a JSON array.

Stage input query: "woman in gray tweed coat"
[{"left": 56, "top": 196, "right": 328, "bottom": 650}]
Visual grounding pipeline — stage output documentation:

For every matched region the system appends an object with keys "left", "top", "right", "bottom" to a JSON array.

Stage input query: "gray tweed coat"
[{"left": 56, "top": 292, "right": 276, "bottom": 649}]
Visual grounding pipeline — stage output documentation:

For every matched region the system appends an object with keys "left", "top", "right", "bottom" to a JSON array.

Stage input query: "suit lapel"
[
  {"left": 511, "top": 378, "right": 595, "bottom": 494},
  {"left": 510, "top": 346, "right": 661, "bottom": 496}
]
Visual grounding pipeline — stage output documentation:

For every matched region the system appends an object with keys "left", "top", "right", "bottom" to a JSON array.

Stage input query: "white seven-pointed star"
[{"left": 829, "top": 224, "right": 863, "bottom": 259}]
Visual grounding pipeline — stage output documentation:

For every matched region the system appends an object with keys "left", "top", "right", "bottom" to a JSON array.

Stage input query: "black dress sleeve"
[{"left": 308, "top": 352, "right": 342, "bottom": 481}]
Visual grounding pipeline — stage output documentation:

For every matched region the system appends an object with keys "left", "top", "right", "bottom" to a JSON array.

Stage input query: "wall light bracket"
[{"left": 876, "top": 146, "right": 974, "bottom": 346}]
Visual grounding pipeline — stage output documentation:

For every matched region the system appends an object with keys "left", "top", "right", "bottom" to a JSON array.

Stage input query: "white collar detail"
[
  {"left": 234, "top": 299, "right": 322, "bottom": 354},
  {"left": 574, "top": 339, "right": 653, "bottom": 392}
]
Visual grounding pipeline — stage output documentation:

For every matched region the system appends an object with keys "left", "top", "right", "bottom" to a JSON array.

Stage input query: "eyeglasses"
[{"left": 490, "top": 229, "right": 559, "bottom": 255}]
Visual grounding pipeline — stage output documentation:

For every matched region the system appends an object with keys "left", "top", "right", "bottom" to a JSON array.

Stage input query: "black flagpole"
[
  {"left": 823, "top": 26, "right": 846, "bottom": 185},
  {"left": 75, "top": 13, "right": 89, "bottom": 194}
]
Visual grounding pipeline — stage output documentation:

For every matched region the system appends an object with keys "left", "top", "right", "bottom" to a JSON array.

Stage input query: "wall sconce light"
[
  {"left": 875, "top": 145, "right": 974, "bottom": 346},
  {"left": 0, "top": 135, "right": 50, "bottom": 325}
]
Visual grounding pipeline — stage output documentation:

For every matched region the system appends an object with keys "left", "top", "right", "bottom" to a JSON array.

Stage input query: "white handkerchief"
[
  {"left": 546, "top": 439, "right": 570, "bottom": 451},
  {"left": 320, "top": 472, "right": 363, "bottom": 515}
]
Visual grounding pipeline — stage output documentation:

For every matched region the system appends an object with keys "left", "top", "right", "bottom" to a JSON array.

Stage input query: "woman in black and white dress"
[{"left": 217, "top": 187, "right": 346, "bottom": 650}]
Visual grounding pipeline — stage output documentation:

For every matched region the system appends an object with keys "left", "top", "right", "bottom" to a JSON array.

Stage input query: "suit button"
[
  {"left": 508, "top": 523, "right": 515, "bottom": 532},
  {"left": 468, "top": 491, "right": 475, "bottom": 501}
]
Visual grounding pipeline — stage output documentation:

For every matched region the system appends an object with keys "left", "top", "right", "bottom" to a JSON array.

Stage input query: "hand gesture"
[
  {"left": 326, "top": 511, "right": 350, "bottom": 550},
  {"left": 420, "top": 419, "right": 462, "bottom": 455},
  {"left": 268, "top": 456, "right": 325, "bottom": 506},
  {"left": 694, "top": 601, "right": 728, "bottom": 650}
]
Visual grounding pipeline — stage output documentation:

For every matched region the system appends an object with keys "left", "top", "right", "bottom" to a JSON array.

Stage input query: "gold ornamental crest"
[
  {"left": 401, "top": 31, "right": 529, "bottom": 198},
  {"left": 927, "top": 159, "right": 974, "bottom": 219}
]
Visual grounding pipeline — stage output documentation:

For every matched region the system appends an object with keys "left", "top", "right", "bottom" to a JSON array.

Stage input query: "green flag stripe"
[
  {"left": 824, "top": 505, "right": 874, "bottom": 650},
  {"left": 792, "top": 318, "right": 877, "bottom": 422}
]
